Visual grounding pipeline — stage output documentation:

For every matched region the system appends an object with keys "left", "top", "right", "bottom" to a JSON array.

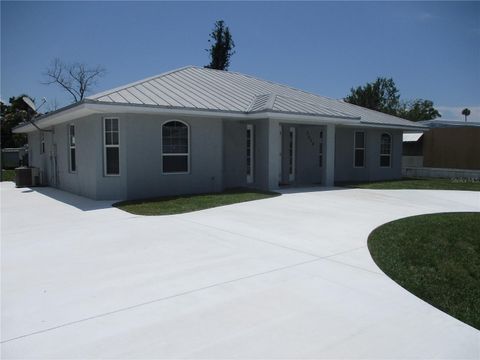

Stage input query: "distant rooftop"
[{"left": 419, "top": 119, "right": 480, "bottom": 128}]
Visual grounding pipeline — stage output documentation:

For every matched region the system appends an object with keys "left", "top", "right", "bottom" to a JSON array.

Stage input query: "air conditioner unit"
[
  {"left": 31, "top": 167, "right": 40, "bottom": 186},
  {"left": 15, "top": 167, "right": 32, "bottom": 187},
  {"left": 14, "top": 167, "right": 40, "bottom": 187}
]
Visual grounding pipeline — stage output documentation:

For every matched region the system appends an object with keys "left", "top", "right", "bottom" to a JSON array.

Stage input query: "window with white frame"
[
  {"left": 246, "top": 124, "right": 254, "bottom": 183},
  {"left": 380, "top": 133, "right": 392, "bottom": 167},
  {"left": 162, "top": 121, "right": 189, "bottom": 173},
  {"left": 354, "top": 131, "right": 365, "bottom": 167},
  {"left": 104, "top": 118, "right": 120, "bottom": 175},
  {"left": 319, "top": 130, "right": 323, "bottom": 167},
  {"left": 289, "top": 127, "right": 296, "bottom": 181},
  {"left": 68, "top": 124, "right": 76, "bottom": 172},
  {"left": 40, "top": 133, "right": 45, "bottom": 154}
]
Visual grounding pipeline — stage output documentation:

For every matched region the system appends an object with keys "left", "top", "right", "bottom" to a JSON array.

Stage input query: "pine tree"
[{"left": 205, "top": 20, "right": 235, "bottom": 71}]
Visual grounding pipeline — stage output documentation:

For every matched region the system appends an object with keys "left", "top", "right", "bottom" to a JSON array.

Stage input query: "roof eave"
[{"left": 13, "top": 100, "right": 427, "bottom": 133}]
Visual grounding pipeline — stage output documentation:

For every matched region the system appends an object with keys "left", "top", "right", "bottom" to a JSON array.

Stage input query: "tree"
[
  {"left": 345, "top": 77, "right": 441, "bottom": 121},
  {"left": 205, "top": 20, "right": 235, "bottom": 71},
  {"left": 344, "top": 77, "right": 400, "bottom": 115},
  {"left": 398, "top": 99, "right": 441, "bottom": 122},
  {"left": 0, "top": 95, "right": 33, "bottom": 148},
  {"left": 43, "top": 58, "right": 106, "bottom": 103},
  {"left": 461, "top": 108, "right": 471, "bottom": 122}
]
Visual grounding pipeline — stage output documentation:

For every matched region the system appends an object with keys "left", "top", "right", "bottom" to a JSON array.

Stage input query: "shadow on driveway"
[{"left": 23, "top": 185, "right": 115, "bottom": 212}]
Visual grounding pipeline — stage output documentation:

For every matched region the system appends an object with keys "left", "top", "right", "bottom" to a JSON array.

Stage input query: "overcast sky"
[{"left": 1, "top": 1, "right": 479, "bottom": 121}]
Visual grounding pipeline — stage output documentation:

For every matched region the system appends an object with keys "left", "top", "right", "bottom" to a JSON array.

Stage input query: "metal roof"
[
  {"left": 88, "top": 66, "right": 419, "bottom": 127},
  {"left": 403, "top": 132, "right": 423, "bottom": 142}
]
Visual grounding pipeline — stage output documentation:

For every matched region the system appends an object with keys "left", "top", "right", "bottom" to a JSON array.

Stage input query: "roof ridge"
[{"left": 88, "top": 65, "right": 196, "bottom": 100}]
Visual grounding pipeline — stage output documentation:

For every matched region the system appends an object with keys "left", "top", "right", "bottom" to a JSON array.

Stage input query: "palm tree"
[{"left": 461, "top": 108, "right": 471, "bottom": 122}]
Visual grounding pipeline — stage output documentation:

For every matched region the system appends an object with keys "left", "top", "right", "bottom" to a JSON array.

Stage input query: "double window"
[
  {"left": 354, "top": 131, "right": 365, "bottom": 168},
  {"left": 162, "top": 121, "right": 189, "bottom": 173},
  {"left": 69, "top": 124, "right": 76, "bottom": 172},
  {"left": 380, "top": 133, "right": 392, "bottom": 167},
  {"left": 104, "top": 118, "right": 120, "bottom": 176}
]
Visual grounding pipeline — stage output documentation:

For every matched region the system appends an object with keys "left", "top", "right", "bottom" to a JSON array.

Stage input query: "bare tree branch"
[{"left": 43, "top": 58, "right": 106, "bottom": 103}]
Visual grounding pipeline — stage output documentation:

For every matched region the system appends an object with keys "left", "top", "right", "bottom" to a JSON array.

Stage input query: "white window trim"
[
  {"left": 103, "top": 117, "right": 120, "bottom": 177},
  {"left": 40, "top": 133, "right": 45, "bottom": 154},
  {"left": 353, "top": 131, "right": 366, "bottom": 168},
  {"left": 319, "top": 130, "right": 323, "bottom": 168},
  {"left": 246, "top": 124, "right": 254, "bottom": 184},
  {"left": 380, "top": 132, "right": 392, "bottom": 168},
  {"left": 161, "top": 120, "right": 190, "bottom": 175},
  {"left": 68, "top": 124, "right": 76, "bottom": 173},
  {"left": 289, "top": 127, "right": 296, "bottom": 182}
]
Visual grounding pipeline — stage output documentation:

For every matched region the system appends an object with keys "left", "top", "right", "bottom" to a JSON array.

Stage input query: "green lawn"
[
  {"left": 341, "top": 177, "right": 480, "bottom": 191},
  {"left": 1, "top": 169, "right": 15, "bottom": 182},
  {"left": 113, "top": 188, "right": 280, "bottom": 215},
  {"left": 368, "top": 212, "right": 480, "bottom": 330}
]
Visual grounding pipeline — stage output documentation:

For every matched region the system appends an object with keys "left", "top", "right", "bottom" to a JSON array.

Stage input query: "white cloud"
[{"left": 436, "top": 106, "right": 480, "bottom": 122}]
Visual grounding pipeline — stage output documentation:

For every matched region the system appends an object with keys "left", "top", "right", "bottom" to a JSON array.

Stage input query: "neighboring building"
[
  {"left": 14, "top": 66, "right": 423, "bottom": 200},
  {"left": 1, "top": 147, "right": 28, "bottom": 169},
  {"left": 403, "top": 120, "right": 480, "bottom": 172}
]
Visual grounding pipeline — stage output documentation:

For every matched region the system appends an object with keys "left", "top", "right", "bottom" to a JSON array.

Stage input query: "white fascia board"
[
  {"left": 355, "top": 123, "right": 428, "bottom": 131},
  {"left": 13, "top": 101, "right": 424, "bottom": 133},
  {"left": 13, "top": 103, "right": 95, "bottom": 133}
]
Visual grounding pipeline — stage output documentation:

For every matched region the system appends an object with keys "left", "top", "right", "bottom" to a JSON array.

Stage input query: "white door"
[
  {"left": 246, "top": 124, "right": 254, "bottom": 184},
  {"left": 288, "top": 127, "right": 296, "bottom": 182}
]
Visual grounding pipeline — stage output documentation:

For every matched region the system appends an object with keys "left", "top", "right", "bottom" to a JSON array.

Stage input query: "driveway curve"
[{"left": 1, "top": 182, "right": 479, "bottom": 358}]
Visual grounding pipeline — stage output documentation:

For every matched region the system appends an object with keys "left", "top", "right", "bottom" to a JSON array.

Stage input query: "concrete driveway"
[{"left": 1, "top": 182, "right": 479, "bottom": 358}]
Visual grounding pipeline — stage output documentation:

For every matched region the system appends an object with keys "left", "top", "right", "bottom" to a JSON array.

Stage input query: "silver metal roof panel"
[{"left": 86, "top": 65, "right": 420, "bottom": 127}]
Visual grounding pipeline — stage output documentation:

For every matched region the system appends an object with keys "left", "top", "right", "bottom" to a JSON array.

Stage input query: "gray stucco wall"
[
  {"left": 334, "top": 127, "right": 402, "bottom": 182},
  {"left": 123, "top": 113, "right": 223, "bottom": 200},
  {"left": 26, "top": 115, "right": 403, "bottom": 200},
  {"left": 222, "top": 118, "right": 269, "bottom": 191},
  {"left": 28, "top": 115, "right": 101, "bottom": 199},
  {"left": 223, "top": 120, "right": 246, "bottom": 189}
]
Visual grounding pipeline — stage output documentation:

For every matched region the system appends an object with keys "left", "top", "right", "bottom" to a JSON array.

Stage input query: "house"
[
  {"left": 403, "top": 119, "right": 480, "bottom": 177},
  {"left": 14, "top": 66, "right": 424, "bottom": 200}
]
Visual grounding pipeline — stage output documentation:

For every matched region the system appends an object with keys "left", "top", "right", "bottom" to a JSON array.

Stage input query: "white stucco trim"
[{"left": 324, "top": 124, "right": 336, "bottom": 186}]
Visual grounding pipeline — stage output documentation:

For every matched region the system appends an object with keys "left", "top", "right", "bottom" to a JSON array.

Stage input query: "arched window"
[
  {"left": 380, "top": 133, "right": 391, "bottom": 167},
  {"left": 162, "top": 121, "right": 189, "bottom": 173}
]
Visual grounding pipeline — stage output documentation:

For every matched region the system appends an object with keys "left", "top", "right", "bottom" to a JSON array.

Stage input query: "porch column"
[
  {"left": 325, "top": 123, "right": 336, "bottom": 186},
  {"left": 268, "top": 119, "right": 281, "bottom": 189}
]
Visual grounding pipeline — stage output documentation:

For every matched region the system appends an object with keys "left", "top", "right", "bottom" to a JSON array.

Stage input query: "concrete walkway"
[{"left": 1, "top": 182, "right": 479, "bottom": 358}]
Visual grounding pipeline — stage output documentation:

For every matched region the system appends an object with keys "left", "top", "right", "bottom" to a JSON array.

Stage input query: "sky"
[{"left": 1, "top": 1, "right": 479, "bottom": 121}]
